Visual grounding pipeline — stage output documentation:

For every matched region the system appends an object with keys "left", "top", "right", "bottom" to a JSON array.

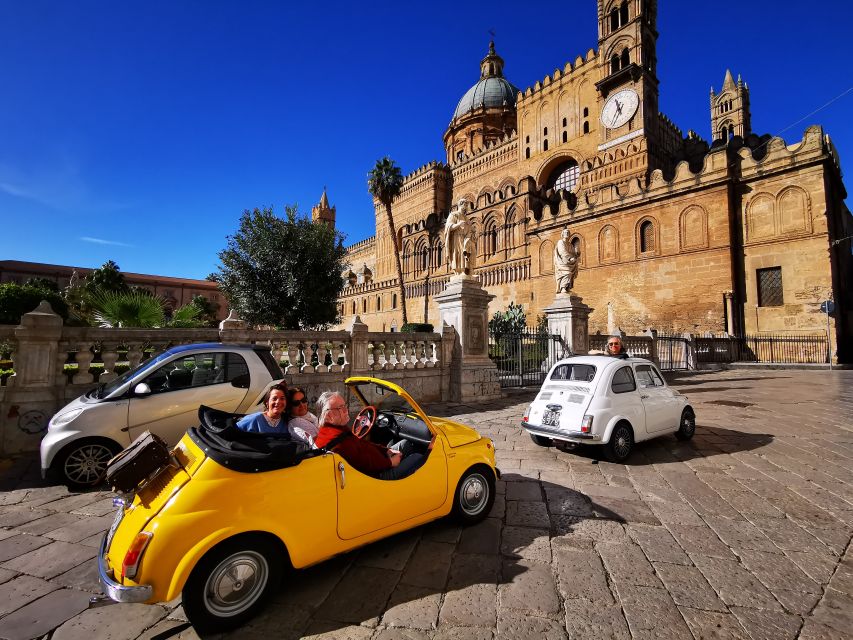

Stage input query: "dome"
[
  {"left": 452, "top": 76, "right": 519, "bottom": 120},
  {"left": 451, "top": 41, "right": 519, "bottom": 121}
]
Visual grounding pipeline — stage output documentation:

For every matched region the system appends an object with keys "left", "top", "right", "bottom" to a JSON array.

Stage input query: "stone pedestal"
[
  {"left": 435, "top": 275, "right": 500, "bottom": 402},
  {"left": 544, "top": 293, "right": 593, "bottom": 364}
]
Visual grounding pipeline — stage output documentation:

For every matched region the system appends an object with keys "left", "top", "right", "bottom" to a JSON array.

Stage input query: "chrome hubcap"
[
  {"left": 682, "top": 415, "right": 695, "bottom": 435},
  {"left": 64, "top": 444, "right": 114, "bottom": 484},
  {"left": 460, "top": 474, "right": 489, "bottom": 516},
  {"left": 203, "top": 551, "right": 269, "bottom": 617},
  {"left": 614, "top": 429, "right": 631, "bottom": 458}
]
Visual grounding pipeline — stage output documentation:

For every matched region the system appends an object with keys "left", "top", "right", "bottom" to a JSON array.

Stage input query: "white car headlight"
[{"left": 50, "top": 408, "right": 83, "bottom": 428}]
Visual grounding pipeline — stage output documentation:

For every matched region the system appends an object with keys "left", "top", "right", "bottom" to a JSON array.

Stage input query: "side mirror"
[
  {"left": 133, "top": 383, "right": 152, "bottom": 396},
  {"left": 230, "top": 373, "right": 250, "bottom": 389}
]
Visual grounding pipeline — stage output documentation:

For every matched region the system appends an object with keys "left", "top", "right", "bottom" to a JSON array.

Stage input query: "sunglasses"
[{"left": 293, "top": 397, "right": 308, "bottom": 404}]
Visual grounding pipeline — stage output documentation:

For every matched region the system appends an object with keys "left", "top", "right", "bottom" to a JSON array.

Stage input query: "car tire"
[
  {"left": 530, "top": 434, "right": 553, "bottom": 447},
  {"left": 182, "top": 535, "right": 283, "bottom": 634},
  {"left": 604, "top": 423, "right": 633, "bottom": 463},
  {"left": 675, "top": 408, "right": 696, "bottom": 441},
  {"left": 451, "top": 466, "right": 496, "bottom": 525},
  {"left": 52, "top": 438, "right": 122, "bottom": 490}
]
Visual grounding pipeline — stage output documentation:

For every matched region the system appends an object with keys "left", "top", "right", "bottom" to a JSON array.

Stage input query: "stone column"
[
  {"left": 1, "top": 301, "right": 64, "bottom": 454},
  {"left": 543, "top": 293, "right": 593, "bottom": 364},
  {"left": 435, "top": 275, "right": 500, "bottom": 402},
  {"left": 348, "top": 316, "right": 369, "bottom": 374},
  {"left": 724, "top": 291, "right": 735, "bottom": 335}
]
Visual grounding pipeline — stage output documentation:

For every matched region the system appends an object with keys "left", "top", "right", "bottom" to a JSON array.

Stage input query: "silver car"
[
  {"left": 522, "top": 355, "right": 695, "bottom": 462},
  {"left": 41, "top": 343, "right": 283, "bottom": 488}
]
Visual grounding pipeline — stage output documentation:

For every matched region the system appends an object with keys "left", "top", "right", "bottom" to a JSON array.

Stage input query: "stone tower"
[
  {"left": 710, "top": 70, "right": 751, "bottom": 141},
  {"left": 311, "top": 188, "right": 336, "bottom": 228}
]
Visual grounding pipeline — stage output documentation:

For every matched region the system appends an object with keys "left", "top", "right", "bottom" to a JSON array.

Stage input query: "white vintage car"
[{"left": 521, "top": 355, "right": 695, "bottom": 462}]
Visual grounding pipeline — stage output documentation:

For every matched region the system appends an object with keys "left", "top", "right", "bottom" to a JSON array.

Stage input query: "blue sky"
[{"left": 2, "top": 1, "right": 851, "bottom": 280}]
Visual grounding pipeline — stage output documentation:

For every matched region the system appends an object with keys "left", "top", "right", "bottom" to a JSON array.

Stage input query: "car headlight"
[{"left": 50, "top": 408, "right": 83, "bottom": 429}]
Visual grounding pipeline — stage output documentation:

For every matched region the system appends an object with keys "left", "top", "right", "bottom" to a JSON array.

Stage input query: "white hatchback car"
[{"left": 521, "top": 355, "right": 695, "bottom": 462}]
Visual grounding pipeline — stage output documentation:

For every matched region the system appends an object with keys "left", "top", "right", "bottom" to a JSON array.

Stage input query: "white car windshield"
[
  {"left": 549, "top": 363, "right": 596, "bottom": 382},
  {"left": 96, "top": 350, "right": 173, "bottom": 399}
]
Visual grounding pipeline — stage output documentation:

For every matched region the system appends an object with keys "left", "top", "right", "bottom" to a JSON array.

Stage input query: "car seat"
[{"left": 167, "top": 368, "right": 192, "bottom": 389}]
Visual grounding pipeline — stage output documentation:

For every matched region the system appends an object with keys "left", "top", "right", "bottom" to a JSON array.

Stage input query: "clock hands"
[{"left": 611, "top": 99, "right": 623, "bottom": 126}]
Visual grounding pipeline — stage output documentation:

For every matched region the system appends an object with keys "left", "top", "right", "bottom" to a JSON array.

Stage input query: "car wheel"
[
  {"left": 451, "top": 466, "right": 496, "bottom": 525},
  {"left": 53, "top": 439, "right": 121, "bottom": 490},
  {"left": 604, "top": 423, "right": 633, "bottom": 463},
  {"left": 675, "top": 408, "right": 696, "bottom": 440},
  {"left": 530, "top": 434, "right": 553, "bottom": 447},
  {"left": 183, "top": 535, "right": 283, "bottom": 634}
]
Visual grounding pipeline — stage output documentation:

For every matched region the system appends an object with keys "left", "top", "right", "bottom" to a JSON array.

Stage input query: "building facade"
[{"left": 335, "top": 0, "right": 852, "bottom": 360}]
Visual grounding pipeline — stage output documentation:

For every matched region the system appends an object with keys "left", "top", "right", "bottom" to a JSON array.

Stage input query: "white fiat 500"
[{"left": 521, "top": 355, "right": 695, "bottom": 462}]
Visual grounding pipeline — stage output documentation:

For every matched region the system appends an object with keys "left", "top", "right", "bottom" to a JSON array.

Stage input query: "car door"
[
  {"left": 334, "top": 437, "right": 448, "bottom": 540},
  {"left": 126, "top": 351, "right": 251, "bottom": 444},
  {"left": 635, "top": 364, "right": 682, "bottom": 433},
  {"left": 609, "top": 365, "right": 647, "bottom": 438}
]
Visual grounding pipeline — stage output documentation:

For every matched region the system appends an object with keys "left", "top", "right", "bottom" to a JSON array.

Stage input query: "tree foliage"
[
  {"left": 368, "top": 157, "right": 408, "bottom": 325},
  {"left": 215, "top": 205, "right": 348, "bottom": 329},
  {"left": 488, "top": 302, "right": 528, "bottom": 334},
  {"left": 90, "top": 289, "right": 165, "bottom": 328},
  {"left": 24, "top": 277, "right": 60, "bottom": 292},
  {"left": 84, "top": 260, "right": 129, "bottom": 297},
  {"left": 0, "top": 283, "right": 69, "bottom": 325}
]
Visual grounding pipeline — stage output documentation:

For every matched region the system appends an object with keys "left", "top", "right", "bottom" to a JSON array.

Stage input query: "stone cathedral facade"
[{"left": 328, "top": 0, "right": 852, "bottom": 360}]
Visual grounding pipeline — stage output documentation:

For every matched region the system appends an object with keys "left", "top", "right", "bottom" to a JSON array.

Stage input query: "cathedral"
[{"left": 324, "top": 0, "right": 851, "bottom": 360}]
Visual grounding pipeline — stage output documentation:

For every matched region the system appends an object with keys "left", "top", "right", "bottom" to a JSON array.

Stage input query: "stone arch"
[
  {"left": 635, "top": 216, "right": 659, "bottom": 256},
  {"left": 483, "top": 212, "right": 499, "bottom": 257},
  {"left": 539, "top": 239, "right": 555, "bottom": 275},
  {"left": 679, "top": 205, "right": 708, "bottom": 250},
  {"left": 570, "top": 233, "right": 585, "bottom": 266},
  {"left": 777, "top": 186, "right": 810, "bottom": 235},
  {"left": 414, "top": 237, "right": 429, "bottom": 273},
  {"left": 402, "top": 239, "right": 414, "bottom": 275},
  {"left": 599, "top": 224, "right": 619, "bottom": 263},
  {"left": 604, "top": 37, "right": 635, "bottom": 65},
  {"left": 745, "top": 193, "right": 776, "bottom": 241},
  {"left": 534, "top": 151, "right": 585, "bottom": 188},
  {"left": 498, "top": 177, "right": 517, "bottom": 196}
]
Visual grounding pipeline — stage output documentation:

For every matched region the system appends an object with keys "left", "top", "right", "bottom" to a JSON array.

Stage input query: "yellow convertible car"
[{"left": 94, "top": 377, "right": 498, "bottom": 632}]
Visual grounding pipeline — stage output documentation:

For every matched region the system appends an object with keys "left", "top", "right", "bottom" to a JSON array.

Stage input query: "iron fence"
[
  {"left": 656, "top": 331, "right": 690, "bottom": 370},
  {"left": 697, "top": 333, "right": 828, "bottom": 364},
  {"left": 488, "top": 331, "right": 566, "bottom": 388}
]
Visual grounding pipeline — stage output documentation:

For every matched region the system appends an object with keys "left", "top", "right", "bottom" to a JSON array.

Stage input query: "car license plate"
[{"left": 542, "top": 409, "right": 561, "bottom": 427}]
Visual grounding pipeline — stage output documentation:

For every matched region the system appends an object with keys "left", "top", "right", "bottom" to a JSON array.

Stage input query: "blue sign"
[{"left": 820, "top": 300, "right": 836, "bottom": 315}]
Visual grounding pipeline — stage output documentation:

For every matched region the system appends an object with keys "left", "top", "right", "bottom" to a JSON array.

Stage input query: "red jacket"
[{"left": 314, "top": 424, "right": 392, "bottom": 476}]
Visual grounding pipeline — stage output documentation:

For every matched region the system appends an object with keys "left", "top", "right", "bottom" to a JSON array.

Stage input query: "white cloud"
[{"left": 80, "top": 236, "right": 133, "bottom": 248}]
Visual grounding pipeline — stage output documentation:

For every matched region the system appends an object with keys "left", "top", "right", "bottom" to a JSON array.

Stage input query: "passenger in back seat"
[{"left": 235, "top": 382, "right": 291, "bottom": 435}]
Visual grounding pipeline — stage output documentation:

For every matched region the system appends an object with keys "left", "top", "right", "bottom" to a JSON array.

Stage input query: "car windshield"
[
  {"left": 97, "top": 350, "right": 173, "bottom": 399},
  {"left": 349, "top": 381, "right": 416, "bottom": 415},
  {"left": 548, "top": 363, "right": 597, "bottom": 382}
]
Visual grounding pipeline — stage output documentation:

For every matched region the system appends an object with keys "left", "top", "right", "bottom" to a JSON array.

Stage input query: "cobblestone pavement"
[{"left": 0, "top": 369, "right": 851, "bottom": 640}]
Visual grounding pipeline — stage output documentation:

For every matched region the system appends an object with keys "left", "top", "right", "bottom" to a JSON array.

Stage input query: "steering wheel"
[{"left": 352, "top": 406, "right": 377, "bottom": 439}]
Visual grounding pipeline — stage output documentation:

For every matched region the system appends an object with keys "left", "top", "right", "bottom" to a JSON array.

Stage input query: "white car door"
[
  {"left": 609, "top": 365, "right": 647, "bottom": 437},
  {"left": 634, "top": 364, "right": 678, "bottom": 434},
  {"left": 126, "top": 351, "right": 251, "bottom": 444}
]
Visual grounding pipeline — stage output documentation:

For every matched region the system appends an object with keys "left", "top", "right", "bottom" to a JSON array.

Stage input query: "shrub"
[
  {"left": 0, "top": 283, "right": 69, "bottom": 325},
  {"left": 488, "top": 302, "right": 527, "bottom": 335},
  {"left": 401, "top": 322, "right": 434, "bottom": 333}
]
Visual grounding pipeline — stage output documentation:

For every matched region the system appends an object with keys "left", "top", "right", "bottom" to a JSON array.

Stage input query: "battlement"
[
  {"left": 450, "top": 130, "right": 517, "bottom": 168},
  {"left": 517, "top": 48, "right": 598, "bottom": 105},
  {"left": 402, "top": 159, "right": 446, "bottom": 182},
  {"left": 346, "top": 235, "right": 376, "bottom": 253}
]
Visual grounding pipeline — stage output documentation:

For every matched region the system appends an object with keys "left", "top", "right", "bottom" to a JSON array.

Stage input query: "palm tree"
[
  {"left": 368, "top": 156, "right": 408, "bottom": 325},
  {"left": 90, "top": 289, "right": 165, "bottom": 328}
]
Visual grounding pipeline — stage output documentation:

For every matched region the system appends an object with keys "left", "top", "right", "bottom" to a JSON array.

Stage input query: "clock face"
[{"left": 601, "top": 89, "right": 640, "bottom": 129}]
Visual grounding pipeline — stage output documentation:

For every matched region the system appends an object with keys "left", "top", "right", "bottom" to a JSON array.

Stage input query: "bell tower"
[
  {"left": 311, "top": 188, "right": 336, "bottom": 228},
  {"left": 710, "top": 70, "right": 751, "bottom": 142}
]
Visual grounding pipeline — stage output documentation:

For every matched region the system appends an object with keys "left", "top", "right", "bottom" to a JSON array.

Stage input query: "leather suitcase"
[{"left": 106, "top": 431, "right": 172, "bottom": 493}]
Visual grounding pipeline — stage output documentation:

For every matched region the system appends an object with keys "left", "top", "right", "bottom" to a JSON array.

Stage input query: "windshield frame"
[
  {"left": 98, "top": 349, "right": 174, "bottom": 399},
  {"left": 345, "top": 378, "right": 432, "bottom": 425}
]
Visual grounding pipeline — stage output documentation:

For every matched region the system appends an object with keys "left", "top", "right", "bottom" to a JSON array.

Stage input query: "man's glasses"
[{"left": 607, "top": 342, "right": 620, "bottom": 346}]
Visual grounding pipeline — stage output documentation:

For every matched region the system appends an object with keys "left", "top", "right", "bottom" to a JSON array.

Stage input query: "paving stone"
[
  {"left": 432, "top": 626, "right": 493, "bottom": 640},
  {"left": 505, "top": 481, "right": 541, "bottom": 502},
  {"left": 563, "top": 599, "right": 630, "bottom": 639},
  {"left": 235, "top": 602, "right": 312, "bottom": 639},
  {"left": 0, "top": 574, "right": 58, "bottom": 617},
  {"left": 134, "top": 619, "right": 200, "bottom": 640},
  {"left": 299, "top": 620, "right": 373, "bottom": 640},
  {"left": 278, "top": 554, "right": 353, "bottom": 609},
  {"left": 498, "top": 559, "right": 559, "bottom": 616},
  {"left": 771, "top": 588, "right": 821, "bottom": 615},
  {"left": 399, "top": 540, "right": 454, "bottom": 590},
  {"left": 800, "top": 524, "right": 851, "bottom": 556},
  {"left": 15, "top": 486, "right": 70, "bottom": 508},
  {"left": 691, "top": 555, "right": 781, "bottom": 610},
  {"left": 1, "top": 540, "right": 95, "bottom": 580},
  {"left": 615, "top": 583, "right": 692, "bottom": 639},
  {"left": 320, "top": 566, "right": 400, "bottom": 625},
  {"left": 44, "top": 514, "right": 114, "bottom": 543},
  {"left": 729, "top": 607, "right": 802, "bottom": 640},
  {"left": 69, "top": 498, "right": 118, "bottom": 517},
  {"left": 591, "top": 496, "right": 660, "bottom": 524},
  {"left": 495, "top": 611, "right": 567, "bottom": 640},
  {"left": 0, "top": 588, "right": 93, "bottom": 640},
  {"left": 39, "top": 492, "right": 110, "bottom": 515},
  {"left": 505, "top": 500, "right": 549, "bottom": 528},
  {"left": 749, "top": 517, "right": 830, "bottom": 553},
  {"left": 550, "top": 515, "right": 629, "bottom": 543},
  {"left": 721, "top": 491, "right": 786, "bottom": 519},
  {"left": 382, "top": 583, "right": 441, "bottom": 629},
  {"left": 553, "top": 547, "right": 614, "bottom": 604},
  {"left": 500, "top": 525, "right": 550, "bottom": 562},
  {"left": 0, "top": 567, "right": 17, "bottom": 585},
  {"left": 596, "top": 542, "right": 659, "bottom": 587},
  {"left": 13, "top": 512, "right": 85, "bottom": 536},
  {"left": 438, "top": 584, "right": 497, "bottom": 628},
  {"left": 703, "top": 516, "right": 780, "bottom": 553},
  {"left": 373, "top": 628, "right": 431, "bottom": 640},
  {"left": 798, "top": 620, "right": 852, "bottom": 640},
  {"left": 647, "top": 500, "right": 705, "bottom": 526},
  {"left": 627, "top": 524, "right": 690, "bottom": 565},
  {"left": 421, "top": 520, "right": 462, "bottom": 544},
  {"left": 457, "top": 517, "right": 501, "bottom": 555},
  {"left": 652, "top": 562, "right": 727, "bottom": 612},
  {"left": 736, "top": 548, "right": 819, "bottom": 594},
  {"left": 0, "top": 534, "right": 53, "bottom": 562},
  {"left": 783, "top": 549, "right": 838, "bottom": 585},
  {"left": 356, "top": 531, "right": 420, "bottom": 571},
  {"left": 808, "top": 587, "right": 853, "bottom": 636},
  {"left": 678, "top": 607, "right": 750, "bottom": 639},
  {"left": 52, "top": 558, "right": 100, "bottom": 593},
  {"left": 544, "top": 487, "right": 593, "bottom": 517},
  {"left": 667, "top": 524, "right": 736, "bottom": 560},
  {"left": 0, "top": 507, "right": 54, "bottom": 528}
]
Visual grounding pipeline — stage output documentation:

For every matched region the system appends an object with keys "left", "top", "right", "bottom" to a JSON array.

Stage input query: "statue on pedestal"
[
  {"left": 444, "top": 199, "right": 476, "bottom": 276},
  {"left": 554, "top": 227, "right": 579, "bottom": 293}
]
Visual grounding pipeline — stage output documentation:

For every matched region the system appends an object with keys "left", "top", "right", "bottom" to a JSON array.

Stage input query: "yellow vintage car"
[{"left": 94, "top": 376, "right": 498, "bottom": 633}]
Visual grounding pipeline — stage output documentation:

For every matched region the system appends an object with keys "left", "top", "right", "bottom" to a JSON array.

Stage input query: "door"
[
  {"left": 334, "top": 438, "right": 448, "bottom": 540},
  {"left": 127, "top": 351, "right": 251, "bottom": 443},
  {"left": 634, "top": 364, "right": 678, "bottom": 433},
  {"left": 609, "top": 365, "right": 647, "bottom": 437}
]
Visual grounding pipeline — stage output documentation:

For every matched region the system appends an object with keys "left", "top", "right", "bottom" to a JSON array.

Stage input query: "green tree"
[
  {"left": 90, "top": 289, "right": 165, "bottom": 328},
  {"left": 368, "top": 157, "right": 407, "bottom": 325},
  {"left": 488, "top": 302, "right": 528, "bottom": 334},
  {"left": 215, "top": 205, "right": 348, "bottom": 329},
  {"left": 24, "top": 277, "right": 60, "bottom": 292},
  {"left": 84, "top": 260, "right": 129, "bottom": 297},
  {"left": 0, "top": 283, "right": 69, "bottom": 325}
]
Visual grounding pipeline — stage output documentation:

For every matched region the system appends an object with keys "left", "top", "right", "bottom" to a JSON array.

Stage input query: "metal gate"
[
  {"left": 488, "top": 332, "right": 567, "bottom": 388},
  {"left": 656, "top": 332, "right": 690, "bottom": 370}
]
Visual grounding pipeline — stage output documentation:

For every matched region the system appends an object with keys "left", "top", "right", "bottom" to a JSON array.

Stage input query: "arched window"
[
  {"left": 562, "top": 131, "right": 568, "bottom": 143},
  {"left": 610, "top": 54, "right": 620, "bottom": 74},
  {"left": 543, "top": 127, "right": 548, "bottom": 136},
  {"left": 392, "top": 293, "right": 397, "bottom": 309},
  {"left": 620, "top": 1, "right": 629, "bottom": 25},
  {"left": 728, "top": 124, "right": 734, "bottom": 139},
  {"left": 583, "top": 107, "right": 589, "bottom": 117},
  {"left": 571, "top": 236, "right": 581, "bottom": 255},
  {"left": 420, "top": 245, "right": 428, "bottom": 271},
  {"left": 543, "top": 139, "right": 549, "bottom": 151},
  {"left": 526, "top": 147, "right": 530, "bottom": 159},
  {"left": 351, "top": 301, "right": 356, "bottom": 315},
  {"left": 719, "top": 126, "right": 727, "bottom": 140},
  {"left": 583, "top": 121, "right": 590, "bottom": 134},
  {"left": 610, "top": 9, "right": 619, "bottom": 32},
  {"left": 436, "top": 242, "right": 443, "bottom": 267},
  {"left": 525, "top": 135, "right": 530, "bottom": 143},
  {"left": 640, "top": 220, "right": 655, "bottom": 253},
  {"left": 620, "top": 48, "right": 630, "bottom": 68},
  {"left": 376, "top": 295, "right": 381, "bottom": 311},
  {"left": 548, "top": 159, "right": 580, "bottom": 192},
  {"left": 362, "top": 299, "right": 367, "bottom": 313},
  {"left": 562, "top": 117, "right": 567, "bottom": 127}
]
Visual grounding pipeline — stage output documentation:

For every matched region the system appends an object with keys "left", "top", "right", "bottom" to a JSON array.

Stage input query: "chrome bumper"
[
  {"left": 521, "top": 421, "right": 600, "bottom": 442},
  {"left": 93, "top": 504, "right": 152, "bottom": 606}
]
